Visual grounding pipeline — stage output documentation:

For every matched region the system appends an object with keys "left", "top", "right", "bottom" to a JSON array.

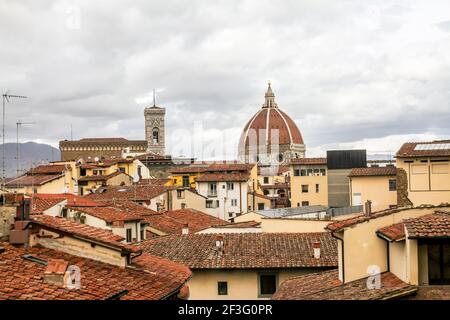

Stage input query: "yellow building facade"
[{"left": 290, "top": 158, "right": 328, "bottom": 207}]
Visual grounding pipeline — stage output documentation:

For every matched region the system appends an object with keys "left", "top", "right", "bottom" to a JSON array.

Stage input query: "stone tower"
[{"left": 144, "top": 104, "right": 166, "bottom": 155}]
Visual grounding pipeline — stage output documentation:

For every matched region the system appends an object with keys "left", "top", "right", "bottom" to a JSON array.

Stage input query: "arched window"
[{"left": 152, "top": 127, "right": 159, "bottom": 144}]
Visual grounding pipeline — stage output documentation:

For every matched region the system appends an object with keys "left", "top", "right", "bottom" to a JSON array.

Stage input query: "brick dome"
[{"left": 238, "top": 83, "right": 305, "bottom": 163}]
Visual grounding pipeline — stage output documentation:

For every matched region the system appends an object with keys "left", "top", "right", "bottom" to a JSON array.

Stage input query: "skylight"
[{"left": 414, "top": 143, "right": 450, "bottom": 151}]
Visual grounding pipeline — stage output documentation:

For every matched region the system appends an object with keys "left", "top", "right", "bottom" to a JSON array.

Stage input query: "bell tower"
[{"left": 144, "top": 100, "right": 166, "bottom": 155}]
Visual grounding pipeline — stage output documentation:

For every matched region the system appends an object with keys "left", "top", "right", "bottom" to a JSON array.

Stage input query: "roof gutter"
[
  {"left": 330, "top": 230, "right": 345, "bottom": 283},
  {"left": 160, "top": 273, "right": 193, "bottom": 300}
]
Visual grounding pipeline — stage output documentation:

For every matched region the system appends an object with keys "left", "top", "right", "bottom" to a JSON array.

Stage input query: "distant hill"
[{"left": 0, "top": 142, "right": 60, "bottom": 178}]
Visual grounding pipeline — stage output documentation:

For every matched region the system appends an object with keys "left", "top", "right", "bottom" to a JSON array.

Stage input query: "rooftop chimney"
[
  {"left": 313, "top": 241, "right": 321, "bottom": 259},
  {"left": 365, "top": 200, "right": 372, "bottom": 217},
  {"left": 182, "top": 223, "right": 189, "bottom": 235},
  {"left": 44, "top": 259, "right": 69, "bottom": 287},
  {"left": 215, "top": 235, "right": 224, "bottom": 251}
]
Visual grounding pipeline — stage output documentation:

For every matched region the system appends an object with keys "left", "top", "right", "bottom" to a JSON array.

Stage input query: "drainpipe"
[{"left": 330, "top": 230, "right": 345, "bottom": 283}]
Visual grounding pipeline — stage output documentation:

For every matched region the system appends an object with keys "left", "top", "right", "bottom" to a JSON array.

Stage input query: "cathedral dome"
[{"left": 238, "top": 83, "right": 305, "bottom": 163}]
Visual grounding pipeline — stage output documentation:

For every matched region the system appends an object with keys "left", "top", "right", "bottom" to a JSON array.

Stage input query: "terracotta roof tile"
[
  {"left": 77, "top": 171, "right": 130, "bottom": 182},
  {"left": 67, "top": 206, "right": 143, "bottom": 223},
  {"left": 404, "top": 211, "right": 450, "bottom": 238},
  {"left": 0, "top": 243, "right": 191, "bottom": 300},
  {"left": 85, "top": 185, "right": 168, "bottom": 202},
  {"left": 290, "top": 158, "right": 327, "bottom": 165},
  {"left": 376, "top": 222, "right": 406, "bottom": 241},
  {"left": 211, "top": 220, "right": 261, "bottom": 229},
  {"left": 31, "top": 193, "right": 104, "bottom": 207},
  {"left": 5, "top": 174, "right": 64, "bottom": 187},
  {"left": 349, "top": 166, "right": 397, "bottom": 177},
  {"left": 144, "top": 209, "right": 227, "bottom": 235},
  {"left": 27, "top": 164, "right": 70, "bottom": 175},
  {"left": 273, "top": 270, "right": 417, "bottom": 300},
  {"left": 326, "top": 204, "right": 450, "bottom": 233},
  {"left": 396, "top": 140, "right": 450, "bottom": 158},
  {"left": 140, "top": 232, "right": 337, "bottom": 269},
  {"left": 30, "top": 198, "right": 65, "bottom": 214},
  {"left": 195, "top": 173, "right": 250, "bottom": 182},
  {"left": 170, "top": 163, "right": 254, "bottom": 174},
  {"left": 30, "top": 215, "right": 139, "bottom": 253}
]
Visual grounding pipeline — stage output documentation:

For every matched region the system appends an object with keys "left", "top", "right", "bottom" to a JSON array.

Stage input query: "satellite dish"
[{"left": 133, "top": 173, "right": 140, "bottom": 183}]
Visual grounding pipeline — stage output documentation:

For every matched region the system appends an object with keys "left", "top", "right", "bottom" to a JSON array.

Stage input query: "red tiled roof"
[
  {"left": 77, "top": 171, "right": 130, "bottom": 182},
  {"left": 290, "top": 158, "right": 327, "bottom": 165},
  {"left": 29, "top": 215, "right": 139, "bottom": 253},
  {"left": 106, "top": 200, "right": 159, "bottom": 216},
  {"left": 212, "top": 220, "right": 261, "bottom": 229},
  {"left": 140, "top": 232, "right": 337, "bottom": 269},
  {"left": 326, "top": 204, "right": 450, "bottom": 233},
  {"left": 30, "top": 197, "right": 65, "bottom": 214},
  {"left": 30, "top": 193, "right": 104, "bottom": 207},
  {"left": 67, "top": 206, "right": 143, "bottom": 223},
  {"left": 272, "top": 270, "right": 417, "bottom": 300},
  {"left": 0, "top": 243, "right": 191, "bottom": 300},
  {"left": 5, "top": 174, "right": 64, "bottom": 187},
  {"left": 145, "top": 209, "right": 227, "bottom": 235},
  {"left": 376, "top": 222, "right": 406, "bottom": 241},
  {"left": 404, "top": 211, "right": 450, "bottom": 238},
  {"left": 85, "top": 185, "right": 168, "bottom": 202},
  {"left": 137, "top": 178, "right": 170, "bottom": 186},
  {"left": 195, "top": 173, "right": 250, "bottom": 182},
  {"left": 170, "top": 163, "right": 254, "bottom": 174},
  {"left": 27, "top": 164, "right": 69, "bottom": 175},
  {"left": 396, "top": 140, "right": 450, "bottom": 158},
  {"left": 349, "top": 166, "right": 397, "bottom": 177}
]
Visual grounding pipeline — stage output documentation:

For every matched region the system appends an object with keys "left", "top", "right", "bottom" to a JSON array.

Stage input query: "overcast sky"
[{"left": 1, "top": 0, "right": 450, "bottom": 160}]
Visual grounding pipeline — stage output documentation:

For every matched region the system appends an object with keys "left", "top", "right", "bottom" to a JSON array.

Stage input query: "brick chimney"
[
  {"left": 215, "top": 235, "right": 224, "bottom": 251},
  {"left": 313, "top": 241, "right": 321, "bottom": 259},
  {"left": 182, "top": 223, "right": 189, "bottom": 235},
  {"left": 44, "top": 259, "right": 69, "bottom": 287},
  {"left": 365, "top": 200, "right": 372, "bottom": 217}
]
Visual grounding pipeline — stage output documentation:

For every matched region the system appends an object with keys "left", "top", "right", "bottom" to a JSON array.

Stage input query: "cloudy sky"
[{"left": 1, "top": 0, "right": 450, "bottom": 160}]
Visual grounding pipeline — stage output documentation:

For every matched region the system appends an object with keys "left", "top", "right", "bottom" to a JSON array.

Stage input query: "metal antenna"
[
  {"left": 2, "top": 93, "right": 27, "bottom": 185},
  {"left": 16, "top": 121, "right": 36, "bottom": 177},
  {"left": 153, "top": 88, "right": 156, "bottom": 107}
]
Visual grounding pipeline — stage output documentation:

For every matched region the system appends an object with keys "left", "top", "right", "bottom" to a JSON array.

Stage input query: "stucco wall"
[
  {"left": 187, "top": 268, "right": 326, "bottom": 300},
  {"left": 291, "top": 166, "right": 328, "bottom": 207},
  {"left": 342, "top": 207, "right": 440, "bottom": 283},
  {"left": 397, "top": 158, "right": 450, "bottom": 206},
  {"left": 350, "top": 176, "right": 397, "bottom": 211},
  {"left": 260, "top": 218, "right": 329, "bottom": 233}
]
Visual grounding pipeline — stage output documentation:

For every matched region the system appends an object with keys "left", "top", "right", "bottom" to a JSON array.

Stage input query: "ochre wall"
[{"left": 350, "top": 175, "right": 397, "bottom": 211}]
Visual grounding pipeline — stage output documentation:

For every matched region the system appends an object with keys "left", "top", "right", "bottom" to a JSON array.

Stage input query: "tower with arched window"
[{"left": 144, "top": 104, "right": 166, "bottom": 155}]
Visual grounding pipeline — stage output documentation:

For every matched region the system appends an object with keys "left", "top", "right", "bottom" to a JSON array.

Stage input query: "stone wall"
[
  {"left": 0, "top": 205, "right": 17, "bottom": 240},
  {"left": 397, "top": 168, "right": 413, "bottom": 207}
]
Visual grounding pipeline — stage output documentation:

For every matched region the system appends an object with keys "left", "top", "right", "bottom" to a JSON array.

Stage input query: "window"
[
  {"left": 137, "top": 166, "right": 142, "bottom": 178},
  {"left": 258, "top": 203, "right": 265, "bottom": 210},
  {"left": 228, "top": 212, "right": 234, "bottom": 218},
  {"left": 206, "top": 200, "right": 213, "bottom": 208},
  {"left": 353, "top": 193, "right": 362, "bottom": 206},
  {"left": 177, "top": 190, "right": 185, "bottom": 199},
  {"left": 173, "top": 178, "right": 177, "bottom": 184},
  {"left": 389, "top": 179, "right": 397, "bottom": 191},
  {"left": 300, "top": 169, "right": 307, "bottom": 176},
  {"left": 182, "top": 176, "right": 190, "bottom": 188},
  {"left": 126, "top": 228, "right": 132, "bottom": 243},
  {"left": 301, "top": 201, "right": 309, "bottom": 206},
  {"left": 218, "top": 282, "right": 228, "bottom": 295},
  {"left": 301, "top": 185, "right": 308, "bottom": 193},
  {"left": 263, "top": 177, "right": 269, "bottom": 184},
  {"left": 208, "top": 183, "right": 217, "bottom": 197},
  {"left": 227, "top": 182, "right": 234, "bottom": 190},
  {"left": 259, "top": 274, "right": 277, "bottom": 296},
  {"left": 61, "top": 208, "right": 68, "bottom": 218},
  {"left": 307, "top": 169, "right": 313, "bottom": 176},
  {"left": 93, "top": 170, "right": 98, "bottom": 175},
  {"left": 316, "top": 184, "right": 320, "bottom": 193},
  {"left": 140, "top": 229, "right": 145, "bottom": 241},
  {"left": 216, "top": 200, "right": 220, "bottom": 208},
  {"left": 428, "top": 242, "right": 450, "bottom": 285},
  {"left": 79, "top": 168, "right": 86, "bottom": 176},
  {"left": 320, "top": 169, "right": 326, "bottom": 176},
  {"left": 293, "top": 169, "right": 300, "bottom": 176},
  {"left": 119, "top": 167, "right": 125, "bottom": 173},
  {"left": 152, "top": 127, "right": 159, "bottom": 144},
  {"left": 231, "top": 199, "right": 237, "bottom": 206}
]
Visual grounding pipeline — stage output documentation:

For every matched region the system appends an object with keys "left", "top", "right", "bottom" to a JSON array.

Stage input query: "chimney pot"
[
  {"left": 365, "top": 200, "right": 372, "bottom": 217},
  {"left": 215, "top": 235, "right": 224, "bottom": 249},
  {"left": 313, "top": 241, "right": 321, "bottom": 259},
  {"left": 182, "top": 223, "right": 189, "bottom": 235}
]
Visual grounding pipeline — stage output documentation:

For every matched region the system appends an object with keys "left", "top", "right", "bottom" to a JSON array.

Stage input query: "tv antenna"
[{"left": 2, "top": 92, "right": 27, "bottom": 183}]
